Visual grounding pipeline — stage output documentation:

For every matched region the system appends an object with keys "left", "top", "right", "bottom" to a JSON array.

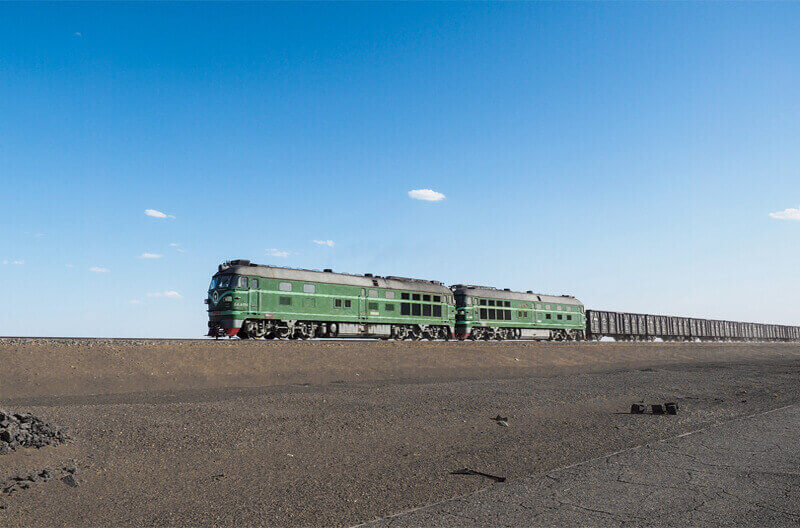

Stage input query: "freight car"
[
  {"left": 207, "top": 260, "right": 455, "bottom": 339},
  {"left": 452, "top": 285, "right": 585, "bottom": 340},
  {"left": 586, "top": 310, "right": 800, "bottom": 342}
]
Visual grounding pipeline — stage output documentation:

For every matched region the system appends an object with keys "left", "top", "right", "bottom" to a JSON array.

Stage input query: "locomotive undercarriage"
[
  {"left": 463, "top": 327, "right": 585, "bottom": 341},
  {"left": 235, "top": 319, "right": 452, "bottom": 340}
]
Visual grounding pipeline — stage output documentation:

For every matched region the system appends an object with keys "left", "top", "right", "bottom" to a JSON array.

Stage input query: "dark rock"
[
  {"left": 651, "top": 404, "right": 665, "bottom": 415},
  {"left": 64, "top": 464, "right": 78, "bottom": 474},
  {"left": 630, "top": 404, "right": 646, "bottom": 414},
  {"left": 61, "top": 474, "right": 79, "bottom": 488}
]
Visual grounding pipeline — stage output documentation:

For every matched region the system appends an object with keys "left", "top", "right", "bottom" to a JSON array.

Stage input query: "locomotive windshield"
[{"left": 209, "top": 275, "right": 233, "bottom": 290}]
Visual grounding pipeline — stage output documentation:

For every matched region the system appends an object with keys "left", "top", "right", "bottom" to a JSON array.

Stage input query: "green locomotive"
[
  {"left": 452, "top": 285, "right": 586, "bottom": 341},
  {"left": 207, "top": 260, "right": 454, "bottom": 339}
]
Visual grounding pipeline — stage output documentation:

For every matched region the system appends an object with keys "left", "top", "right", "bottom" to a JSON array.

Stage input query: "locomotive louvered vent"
[
  {"left": 526, "top": 290, "right": 533, "bottom": 294},
  {"left": 324, "top": 268, "right": 333, "bottom": 272},
  {"left": 230, "top": 259, "right": 251, "bottom": 266},
  {"left": 504, "top": 288, "right": 511, "bottom": 291},
  {"left": 364, "top": 273, "right": 373, "bottom": 277}
]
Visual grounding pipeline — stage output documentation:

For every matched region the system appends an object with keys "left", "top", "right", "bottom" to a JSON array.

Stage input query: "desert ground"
[{"left": 2, "top": 338, "right": 799, "bottom": 526}]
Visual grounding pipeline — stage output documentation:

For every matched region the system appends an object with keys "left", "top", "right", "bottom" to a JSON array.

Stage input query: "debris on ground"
[
  {"left": 492, "top": 415, "right": 509, "bottom": 427},
  {"left": 1, "top": 464, "right": 79, "bottom": 496},
  {"left": 0, "top": 408, "right": 68, "bottom": 454},
  {"left": 628, "top": 402, "right": 678, "bottom": 415},
  {"left": 451, "top": 468, "right": 506, "bottom": 483}
]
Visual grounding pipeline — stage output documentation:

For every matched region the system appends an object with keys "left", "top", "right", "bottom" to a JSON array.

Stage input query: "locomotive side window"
[
  {"left": 412, "top": 294, "right": 421, "bottom": 301},
  {"left": 412, "top": 304, "right": 421, "bottom": 316},
  {"left": 488, "top": 309, "right": 496, "bottom": 319},
  {"left": 236, "top": 277, "right": 248, "bottom": 289},
  {"left": 401, "top": 303, "right": 411, "bottom": 315},
  {"left": 479, "top": 299, "right": 487, "bottom": 306},
  {"left": 385, "top": 304, "right": 395, "bottom": 311},
  {"left": 344, "top": 300, "right": 352, "bottom": 308},
  {"left": 401, "top": 293, "right": 410, "bottom": 300},
  {"left": 279, "top": 297, "right": 291, "bottom": 306},
  {"left": 480, "top": 308, "right": 487, "bottom": 319},
  {"left": 423, "top": 294, "right": 431, "bottom": 302},
  {"left": 433, "top": 295, "right": 441, "bottom": 302},
  {"left": 303, "top": 284, "right": 316, "bottom": 294},
  {"left": 369, "top": 289, "right": 378, "bottom": 298},
  {"left": 422, "top": 305, "right": 431, "bottom": 316},
  {"left": 334, "top": 299, "right": 342, "bottom": 308},
  {"left": 279, "top": 282, "right": 292, "bottom": 292},
  {"left": 432, "top": 305, "right": 442, "bottom": 317},
  {"left": 557, "top": 314, "right": 563, "bottom": 320},
  {"left": 251, "top": 279, "right": 258, "bottom": 289},
  {"left": 369, "top": 302, "right": 379, "bottom": 311},
  {"left": 546, "top": 314, "right": 552, "bottom": 319}
]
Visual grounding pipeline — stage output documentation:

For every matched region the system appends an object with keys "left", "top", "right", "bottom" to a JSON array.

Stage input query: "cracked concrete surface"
[{"left": 363, "top": 405, "right": 800, "bottom": 527}]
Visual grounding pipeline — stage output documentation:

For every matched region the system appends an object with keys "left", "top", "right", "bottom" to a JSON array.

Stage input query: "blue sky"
[{"left": 2, "top": 2, "right": 799, "bottom": 337}]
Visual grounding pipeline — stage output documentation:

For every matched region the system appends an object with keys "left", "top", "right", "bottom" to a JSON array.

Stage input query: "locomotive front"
[{"left": 206, "top": 262, "right": 249, "bottom": 337}]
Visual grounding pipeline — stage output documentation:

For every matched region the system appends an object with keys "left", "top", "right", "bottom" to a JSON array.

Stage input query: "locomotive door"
[
  {"left": 359, "top": 289, "right": 367, "bottom": 319},
  {"left": 249, "top": 279, "right": 259, "bottom": 312}
]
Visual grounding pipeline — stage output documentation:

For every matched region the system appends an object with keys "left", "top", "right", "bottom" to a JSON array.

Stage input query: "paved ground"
[
  {"left": 363, "top": 404, "right": 800, "bottom": 527},
  {"left": 1, "top": 340, "right": 799, "bottom": 526}
]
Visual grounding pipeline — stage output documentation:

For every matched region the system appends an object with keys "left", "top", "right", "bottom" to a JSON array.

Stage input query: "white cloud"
[
  {"left": 266, "top": 248, "right": 290, "bottom": 258},
  {"left": 144, "top": 209, "right": 175, "bottom": 219},
  {"left": 13, "top": 260, "right": 25, "bottom": 265},
  {"left": 176, "top": 248, "right": 187, "bottom": 253},
  {"left": 90, "top": 266, "right": 110, "bottom": 273},
  {"left": 147, "top": 291, "right": 182, "bottom": 299},
  {"left": 313, "top": 239, "right": 335, "bottom": 247},
  {"left": 74, "top": 32, "right": 82, "bottom": 37},
  {"left": 408, "top": 189, "right": 445, "bottom": 202},
  {"left": 169, "top": 242, "right": 188, "bottom": 253},
  {"left": 139, "top": 252, "right": 163, "bottom": 259},
  {"left": 129, "top": 299, "right": 143, "bottom": 305},
  {"left": 769, "top": 205, "right": 800, "bottom": 221},
  {"left": 169, "top": 242, "right": 179, "bottom": 247}
]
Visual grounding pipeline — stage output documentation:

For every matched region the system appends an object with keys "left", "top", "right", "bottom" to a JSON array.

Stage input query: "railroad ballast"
[{"left": 206, "top": 260, "right": 800, "bottom": 342}]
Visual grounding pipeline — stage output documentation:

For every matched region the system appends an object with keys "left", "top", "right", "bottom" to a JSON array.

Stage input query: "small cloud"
[
  {"left": 176, "top": 248, "right": 187, "bottom": 253},
  {"left": 90, "top": 266, "right": 110, "bottom": 273},
  {"left": 129, "top": 299, "right": 143, "bottom": 305},
  {"left": 139, "top": 252, "right": 163, "bottom": 259},
  {"left": 147, "top": 291, "right": 182, "bottom": 299},
  {"left": 169, "top": 242, "right": 179, "bottom": 247},
  {"left": 144, "top": 209, "right": 175, "bottom": 219},
  {"left": 74, "top": 32, "right": 82, "bottom": 37},
  {"left": 13, "top": 260, "right": 25, "bottom": 265},
  {"left": 408, "top": 189, "right": 445, "bottom": 202},
  {"left": 769, "top": 205, "right": 800, "bottom": 221},
  {"left": 169, "top": 243, "right": 188, "bottom": 253},
  {"left": 313, "top": 240, "right": 335, "bottom": 247},
  {"left": 266, "top": 248, "right": 290, "bottom": 258}
]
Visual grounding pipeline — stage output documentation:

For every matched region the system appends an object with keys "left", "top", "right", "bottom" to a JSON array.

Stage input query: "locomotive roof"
[
  {"left": 216, "top": 261, "right": 451, "bottom": 294},
  {"left": 451, "top": 284, "right": 583, "bottom": 306}
]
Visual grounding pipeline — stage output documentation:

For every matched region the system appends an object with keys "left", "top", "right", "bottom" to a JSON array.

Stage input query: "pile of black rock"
[{"left": 0, "top": 408, "right": 68, "bottom": 454}]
